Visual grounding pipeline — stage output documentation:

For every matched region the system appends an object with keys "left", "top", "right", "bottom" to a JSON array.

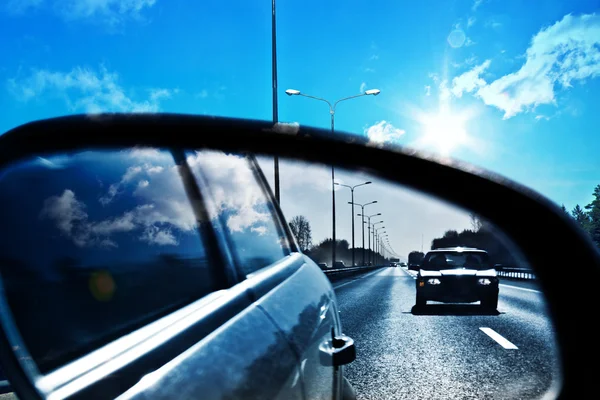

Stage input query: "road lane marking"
[
  {"left": 479, "top": 328, "right": 518, "bottom": 349},
  {"left": 333, "top": 268, "right": 384, "bottom": 290},
  {"left": 499, "top": 283, "right": 541, "bottom": 294}
]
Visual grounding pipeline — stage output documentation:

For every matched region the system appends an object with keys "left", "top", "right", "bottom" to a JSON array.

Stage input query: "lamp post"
[
  {"left": 352, "top": 203, "right": 378, "bottom": 266},
  {"left": 335, "top": 181, "right": 371, "bottom": 266},
  {"left": 286, "top": 88, "right": 380, "bottom": 266},
  {"left": 356, "top": 210, "right": 380, "bottom": 266},
  {"left": 375, "top": 228, "right": 386, "bottom": 264},
  {"left": 375, "top": 228, "right": 385, "bottom": 265},
  {"left": 371, "top": 221, "right": 384, "bottom": 264}
]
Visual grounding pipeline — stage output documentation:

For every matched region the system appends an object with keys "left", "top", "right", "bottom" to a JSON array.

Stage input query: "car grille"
[{"left": 441, "top": 276, "right": 477, "bottom": 295}]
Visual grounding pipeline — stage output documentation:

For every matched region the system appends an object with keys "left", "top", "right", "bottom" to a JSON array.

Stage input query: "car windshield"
[{"left": 421, "top": 251, "right": 492, "bottom": 271}]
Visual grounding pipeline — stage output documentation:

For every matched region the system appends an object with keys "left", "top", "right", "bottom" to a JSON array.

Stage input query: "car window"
[
  {"left": 0, "top": 149, "right": 217, "bottom": 373},
  {"left": 186, "top": 151, "right": 291, "bottom": 276},
  {"left": 422, "top": 251, "right": 492, "bottom": 270}
]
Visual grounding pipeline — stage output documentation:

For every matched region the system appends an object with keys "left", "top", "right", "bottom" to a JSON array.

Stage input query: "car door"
[
  {"left": 189, "top": 150, "right": 345, "bottom": 400},
  {"left": 0, "top": 148, "right": 302, "bottom": 400}
]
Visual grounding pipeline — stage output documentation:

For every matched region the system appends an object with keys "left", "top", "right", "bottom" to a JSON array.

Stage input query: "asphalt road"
[{"left": 334, "top": 267, "right": 560, "bottom": 400}]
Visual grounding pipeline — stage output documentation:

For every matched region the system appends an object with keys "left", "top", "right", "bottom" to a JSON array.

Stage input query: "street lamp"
[
  {"left": 375, "top": 227, "right": 385, "bottom": 265},
  {"left": 286, "top": 88, "right": 380, "bottom": 266},
  {"left": 370, "top": 221, "right": 384, "bottom": 264},
  {"left": 375, "top": 228, "right": 386, "bottom": 264},
  {"left": 356, "top": 209, "right": 380, "bottom": 265},
  {"left": 335, "top": 181, "right": 371, "bottom": 266}
]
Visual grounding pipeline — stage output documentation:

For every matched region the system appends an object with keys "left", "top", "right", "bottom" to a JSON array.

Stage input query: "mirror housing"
[{"left": 0, "top": 113, "right": 598, "bottom": 398}]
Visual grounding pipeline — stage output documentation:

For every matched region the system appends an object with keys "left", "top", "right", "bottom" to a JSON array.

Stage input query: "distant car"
[
  {"left": 415, "top": 247, "right": 499, "bottom": 310},
  {"left": 317, "top": 262, "right": 329, "bottom": 269},
  {"left": 399, "top": 262, "right": 407, "bottom": 268},
  {"left": 389, "top": 262, "right": 397, "bottom": 267},
  {"left": 333, "top": 261, "right": 346, "bottom": 269}
]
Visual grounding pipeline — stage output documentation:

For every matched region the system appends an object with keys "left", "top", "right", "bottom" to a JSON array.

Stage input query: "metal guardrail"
[
  {"left": 323, "top": 265, "right": 379, "bottom": 275},
  {"left": 496, "top": 267, "right": 536, "bottom": 280},
  {"left": 322, "top": 265, "right": 382, "bottom": 282},
  {"left": 403, "top": 265, "right": 537, "bottom": 281}
]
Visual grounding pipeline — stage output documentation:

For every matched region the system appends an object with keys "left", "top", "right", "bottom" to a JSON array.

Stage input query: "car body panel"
[
  {"left": 115, "top": 301, "right": 302, "bottom": 400},
  {"left": 255, "top": 254, "right": 342, "bottom": 400}
]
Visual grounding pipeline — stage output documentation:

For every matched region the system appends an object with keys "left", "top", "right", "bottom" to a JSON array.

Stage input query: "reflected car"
[
  {"left": 317, "top": 262, "right": 329, "bottom": 269},
  {"left": 415, "top": 247, "right": 499, "bottom": 310},
  {"left": 0, "top": 149, "right": 357, "bottom": 400}
]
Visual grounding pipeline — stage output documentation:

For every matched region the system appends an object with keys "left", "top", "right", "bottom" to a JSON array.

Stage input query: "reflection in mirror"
[
  {"left": 0, "top": 149, "right": 215, "bottom": 373},
  {"left": 257, "top": 156, "right": 561, "bottom": 399}
]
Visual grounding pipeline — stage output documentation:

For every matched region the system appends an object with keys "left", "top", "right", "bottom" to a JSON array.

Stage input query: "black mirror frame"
[{"left": 0, "top": 113, "right": 598, "bottom": 398}]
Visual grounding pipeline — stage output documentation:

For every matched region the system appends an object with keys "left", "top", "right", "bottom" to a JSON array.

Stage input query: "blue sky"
[{"left": 1, "top": 0, "right": 599, "bottom": 257}]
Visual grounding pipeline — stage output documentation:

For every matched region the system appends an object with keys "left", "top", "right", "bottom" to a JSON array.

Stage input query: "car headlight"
[
  {"left": 478, "top": 278, "right": 492, "bottom": 285},
  {"left": 427, "top": 278, "right": 441, "bottom": 285}
]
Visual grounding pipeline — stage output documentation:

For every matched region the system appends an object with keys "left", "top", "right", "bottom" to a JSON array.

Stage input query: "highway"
[{"left": 333, "top": 266, "right": 560, "bottom": 400}]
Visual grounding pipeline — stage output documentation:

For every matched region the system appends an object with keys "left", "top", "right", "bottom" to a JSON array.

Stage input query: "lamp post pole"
[
  {"left": 335, "top": 181, "right": 371, "bottom": 266},
  {"left": 286, "top": 89, "right": 380, "bottom": 266},
  {"left": 355, "top": 207, "right": 379, "bottom": 266},
  {"left": 371, "top": 221, "right": 384, "bottom": 264}
]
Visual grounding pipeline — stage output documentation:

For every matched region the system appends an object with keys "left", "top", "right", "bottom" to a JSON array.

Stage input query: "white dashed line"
[
  {"left": 479, "top": 327, "right": 518, "bottom": 349},
  {"left": 499, "top": 283, "right": 541, "bottom": 293}
]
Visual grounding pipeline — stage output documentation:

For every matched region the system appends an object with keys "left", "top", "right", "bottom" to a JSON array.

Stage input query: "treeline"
[
  {"left": 430, "top": 214, "right": 519, "bottom": 266},
  {"left": 305, "top": 238, "right": 384, "bottom": 266},
  {"left": 288, "top": 215, "right": 385, "bottom": 266},
  {"left": 560, "top": 184, "right": 600, "bottom": 248}
]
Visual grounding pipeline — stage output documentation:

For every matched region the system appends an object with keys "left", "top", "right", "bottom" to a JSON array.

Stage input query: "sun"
[{"left": 413, "top": 105, "right": 477, "bottom": 156}]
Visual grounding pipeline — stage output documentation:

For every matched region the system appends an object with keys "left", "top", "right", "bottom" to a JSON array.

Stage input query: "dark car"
[{"left": 415, "top": 247, "right": 499, "bottom": 310}]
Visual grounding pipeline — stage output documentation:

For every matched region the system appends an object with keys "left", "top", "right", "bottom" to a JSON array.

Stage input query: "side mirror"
[{"left": 0, "top": 114, "right": 597, "bottom": 398}]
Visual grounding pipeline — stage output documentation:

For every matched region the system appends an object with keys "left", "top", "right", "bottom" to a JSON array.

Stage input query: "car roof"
[{"left": 427, "top": 247, "right": 487, "bottom": 253}]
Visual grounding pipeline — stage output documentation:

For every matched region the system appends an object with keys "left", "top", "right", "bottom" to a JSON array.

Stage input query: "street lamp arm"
[
  {"left": 352, "top": 181, "right": 371, "bottom": 190},
  {"left": 336, "top": 183, "right": 353, "bottom": 190},
  {"left": 333, "top": 93, "right": 367, "bottom": 110},
  {"left": 298, "top": 93, "right": 333, "bottom": 110}
]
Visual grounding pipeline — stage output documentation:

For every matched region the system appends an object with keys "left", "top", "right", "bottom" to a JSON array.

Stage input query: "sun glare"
[{"left": 412, "top": 106, "right": 477, "bottom": 156}]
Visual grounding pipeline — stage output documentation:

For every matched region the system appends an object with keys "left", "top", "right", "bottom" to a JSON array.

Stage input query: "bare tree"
[
  {"left": 289, "top": 215, "right": 313, "bottom": 252},
  {"left": 470, "top": 213, "right": 483, "bottom": 232}
]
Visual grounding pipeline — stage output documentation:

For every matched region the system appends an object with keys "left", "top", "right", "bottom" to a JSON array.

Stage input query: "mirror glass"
[
  {"left": 0, "top": 148, "right": 560, "bottom": 399},
  {"left": 257, "top": 155, "right": 561, "bottom": 399}
]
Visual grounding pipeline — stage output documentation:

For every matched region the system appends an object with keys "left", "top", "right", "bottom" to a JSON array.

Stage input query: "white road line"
[
  {"left": 333, "top": 268, "right": 384, "bottom": 290},
  {"left": 499, "top": 283, "right": 541, "bottom": 294},
  {"left": 479, "top": 327, "right": 518, "bottom": 349}
]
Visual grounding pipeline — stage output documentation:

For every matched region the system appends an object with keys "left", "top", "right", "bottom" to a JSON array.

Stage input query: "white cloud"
[
  {"left": 424, "top": 85, "right": 431, "bottom": 96},
  {"left": 370, "top": 54, "right": 379, "bottom": 61},
  {"left": 40, "top": 189, "right": 88, "bottom": 244},
  {"left": 39, "top": 151, "right": 199, "bottom": 248},
  {"left": 359, "top": 82, "right": 367, "bottom": 93},
  {"left": 467, "top": 17, "right": 476, "bottom": 27},
  {"left": 55, "top": 0, "right": 156, "bottom": 26},
  {"left": 467, "top": 13, "right": 600, "bottom": 119},
  {"left": 139, "top": 225, "right": 177, "bottom": 246},
  {"left": 451, "top": 60, "right": 491, "bottom": 97},
  {"left": 365, "top": 67, "right": 375, "bottom": 73},
  {"left": 8, "top": 66, "right": 175, "bottom": 114},
  {"left": 251, "top": 226, "right": 268, "bottom": 236},
  {"left": 464, "top": 37, "right": 476, "bottom": 47},
  {"left": 196, "top": 89, "right": 209, "bottom": 99},
  {"left": 364, "top": 121, "right": 406, "bottom": 148},
  {"left": 472, "top": 0, "right": 483, "bottom": 11},
  {"left": 187, "top": 151, "right": 271, "bottom": 233}
]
